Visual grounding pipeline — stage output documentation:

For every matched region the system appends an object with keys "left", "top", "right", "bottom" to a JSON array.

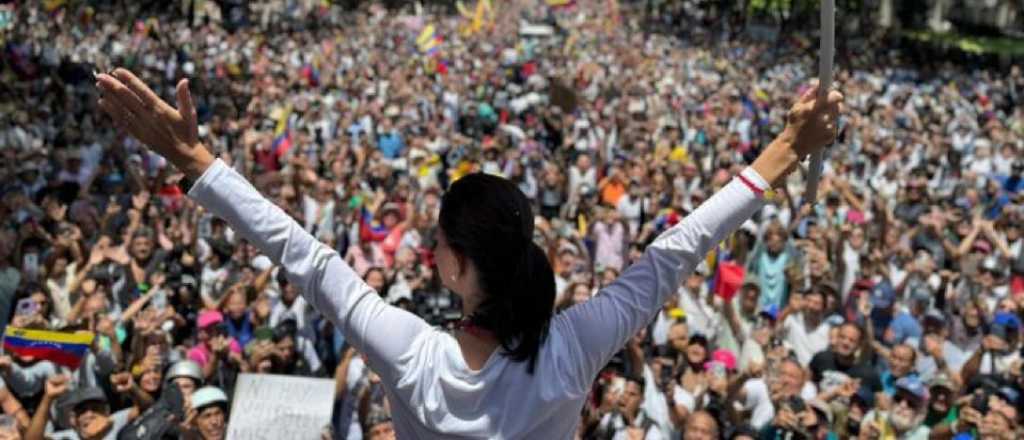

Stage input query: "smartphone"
[
  {"left": 709, "top": 361, "right": 727, "bottom": 379},
  {"left": 787, "top": 395, "right": 806, "bottom": 413},
  {"left": 15, "top": 298, "right": 39, "bottom": 317},
  {"left": 659, "top": 363, "right": 674, "bottom": 387}
]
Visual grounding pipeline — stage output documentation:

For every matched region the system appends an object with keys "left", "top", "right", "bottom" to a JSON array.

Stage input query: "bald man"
[{"left": 683, "top": 411, "right": 719, "bottom": 440}]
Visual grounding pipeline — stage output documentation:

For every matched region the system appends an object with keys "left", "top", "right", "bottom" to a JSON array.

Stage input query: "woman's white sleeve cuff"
[{"left": 740, "top": 167, "right": 771, "bottom": 193}]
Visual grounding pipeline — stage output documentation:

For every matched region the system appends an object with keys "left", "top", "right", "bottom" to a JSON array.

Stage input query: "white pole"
[{"left": 805, "top": 0, "right": 834, "bottom": 205}]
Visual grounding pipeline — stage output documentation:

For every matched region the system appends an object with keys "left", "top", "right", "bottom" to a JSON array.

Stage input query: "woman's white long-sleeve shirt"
[{"left": 188, "top": 159, "right": 766, "bottom": 439}]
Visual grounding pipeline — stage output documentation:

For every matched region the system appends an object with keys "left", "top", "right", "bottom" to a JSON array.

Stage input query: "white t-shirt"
[
  {"left": 783, "top": 314, "right": 832, "bottom": 366},
  {"left": 616, "top": 195, "right": 643, "bottom": 236},
  {"left": 269, "top": 296, "right": 316, "bottom": 341},
  {"left": 739, "top": 337, "right": 765, "bottom": 372},
  {"left": 649, "top": 307, "right": 680, "bottom": 347},
  {"left": 742, "top": 379, "right": 775, "bottom": 429},
  {"left": 338, "top": 356, "right": 368, "bottom": 440},
  {"left": 679, "top": 286, "right": 722, "bottom": 341},
  {"left": 979, "top": 350, "right": 1021, "bottom": 376},
  {"left": 568, "top": 166, "right": 596, "bottom": 196},
  {"left": 801, "top": 382, "right": 819, "bottom": 401},
  {"left": 640, "top": 365, "right": 673, "bottom": 438},
  {"left": 673, "top": 384, "right": 698, "bottom": 413},
  {"left": 189, "top": 160, "right": 766, "bottom": 438}
]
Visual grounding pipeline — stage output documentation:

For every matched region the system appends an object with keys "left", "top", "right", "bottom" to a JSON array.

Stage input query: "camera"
[
  {"left": 846, "top": 414, "right": 862, "bottom": 436},
  {"left": 970, "top": 389, "right": 989, "bottom": 414},
  {"left": 658, "top": 361, "right": 675, "bottom": 388},
  {"left": 787, "top": 396, "right": 806, "bottom": 413}
]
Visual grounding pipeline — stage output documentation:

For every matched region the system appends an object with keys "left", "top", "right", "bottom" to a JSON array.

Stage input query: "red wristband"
[{"left": 738, "top": 173, "right": 765, "bottom": 197}]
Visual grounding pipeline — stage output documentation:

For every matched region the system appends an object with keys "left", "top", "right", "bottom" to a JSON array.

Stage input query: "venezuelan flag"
[
  {"left": 421, "top": 37, "right": 443, "bottom": 56},
  {"left": 3, "top": 328, "right": 94, "bottom": 370},
  {"left": 273, "top": 106, "right": 292, "bottom": 137},
  {"left": 270, "top": 106, "right": 293, "bottom": 157},
  {"left": 301, "top": 62, "right": 320, "bottom": 87},
  {"left": 416, "top": 25, "right": 443, "bottom": 56},
  {"left": 359, "top": 206, "right": 390, "bottom": 242},
  {"left": 416, "top": 24, "right": 436, "bottom": 47},
  {"left": 271, "top": 130, "right": 292, "bottom": 158}
]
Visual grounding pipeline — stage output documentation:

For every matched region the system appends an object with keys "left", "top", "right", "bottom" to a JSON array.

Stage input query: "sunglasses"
[{"left": 895, "top": 393, "right": 923, "bottom": 410}]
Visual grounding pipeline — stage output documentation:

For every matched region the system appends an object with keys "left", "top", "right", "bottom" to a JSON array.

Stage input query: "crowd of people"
[{"left": 1, "top": 0, "right": 1023, "bottom": 439}]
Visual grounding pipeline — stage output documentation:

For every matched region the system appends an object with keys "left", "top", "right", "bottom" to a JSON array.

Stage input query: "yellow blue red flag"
[{"left": 3, "top": 328, "right": 94, "bottom": 369}]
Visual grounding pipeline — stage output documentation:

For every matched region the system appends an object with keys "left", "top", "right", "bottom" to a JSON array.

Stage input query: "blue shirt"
[
  {"left": 378, "top": 131, "right": 405, "bottom": 159},
  {"left": 887, "top": 312, "right": 923, "bottom": 345},
  {"left": 225, "top": 312, "right": 254, "bottom": 347},
  {"left": 994, "top": 175, "right": 1024, "bottom": 193}
]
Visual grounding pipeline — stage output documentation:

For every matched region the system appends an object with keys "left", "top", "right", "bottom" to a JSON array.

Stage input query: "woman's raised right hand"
[
  {"left": 751, "top": 84, "right": 843, "bottom": 188},
  {"left": 96, "top": 69, "right": 214, "bottom": 179}
]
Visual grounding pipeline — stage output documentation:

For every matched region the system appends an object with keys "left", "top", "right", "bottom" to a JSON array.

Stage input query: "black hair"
[
  {"left": 688, "top": 333, "right": 710, "bottom": 348},
  {"left": 17, "top": 281, "right": 44, "bottom": 297},
  {"left": 275, "top": 269, "right": 289, "bottom": 287},
  {"left": 803, "top": 287, "right": 827, "bottom": 303},
  {"left": 272, "top": 319, "right": 298, "bottom": 343},
  {"left": 439, "top": 173, "right": 555, "bottom": 374},
  {"left": 209, "top": 239, "right": 233, "bottom": 263},
  {"left": 624, "top": 374, "right": 646, "bottom": 393},
  {"left": 362, "top": 405, "right": 392, "bottom": 435}
]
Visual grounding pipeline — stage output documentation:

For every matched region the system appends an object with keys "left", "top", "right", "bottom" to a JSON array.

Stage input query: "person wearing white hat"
[
  {"left": 187, "top": 387, "right": 228, "bottom": 440},
  {"left": 165, "top": 361, "right": 203, "bottom": 397}
]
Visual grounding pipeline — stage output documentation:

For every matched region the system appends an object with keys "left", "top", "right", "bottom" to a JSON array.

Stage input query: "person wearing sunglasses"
[{"left": 858, "top": 376, "right": 930, "bottom": 440}]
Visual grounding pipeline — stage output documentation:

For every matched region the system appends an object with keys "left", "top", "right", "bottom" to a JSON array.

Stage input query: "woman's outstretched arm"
[
  {"left": 556, "top": 86, "right": 843, "bottom": 389},
  {"left": 95, "top": 69, "right": 429, "bottom": 382}
]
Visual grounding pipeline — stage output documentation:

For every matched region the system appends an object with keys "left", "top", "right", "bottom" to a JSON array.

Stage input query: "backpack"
[{"left": 117, "top": 382, "right": 187, "bottom": 440}]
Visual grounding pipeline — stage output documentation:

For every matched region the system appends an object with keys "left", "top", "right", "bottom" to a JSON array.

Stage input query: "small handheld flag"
[
  {"left": 3, "top": 327, "right": 95, "bottom": 370},
  {"left": 416, "top": 24, "right": 443, "bottom": 56}
]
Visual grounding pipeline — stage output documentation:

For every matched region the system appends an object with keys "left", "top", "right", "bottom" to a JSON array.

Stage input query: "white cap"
[
  {"left": 250, "top": 255, "right": 273, "bottom": 271},
  {"left": 191, "top": 386, "right": 228, "bottom": 410}
]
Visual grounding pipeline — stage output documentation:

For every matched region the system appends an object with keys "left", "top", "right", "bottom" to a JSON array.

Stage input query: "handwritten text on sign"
[{"left": 227, "top": 373, "right": 336, "bottom": 440}]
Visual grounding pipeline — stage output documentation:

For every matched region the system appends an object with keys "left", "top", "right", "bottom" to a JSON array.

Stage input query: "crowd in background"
[{"left": 1, "top": 0, "right": 1023, "bottom": 439}]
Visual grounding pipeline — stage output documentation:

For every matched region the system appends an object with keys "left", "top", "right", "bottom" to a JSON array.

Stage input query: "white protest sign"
[
  {"left": 226, "top": 373, "right": 336, "bottom": 440},
  {"left": 519, "top": 23, "right": 554, "bottom": 37}
]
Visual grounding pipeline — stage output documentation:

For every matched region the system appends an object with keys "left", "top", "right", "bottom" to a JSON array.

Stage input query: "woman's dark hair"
[{"left": 439, "top": 173, "right": 555, "bottom": 373}]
